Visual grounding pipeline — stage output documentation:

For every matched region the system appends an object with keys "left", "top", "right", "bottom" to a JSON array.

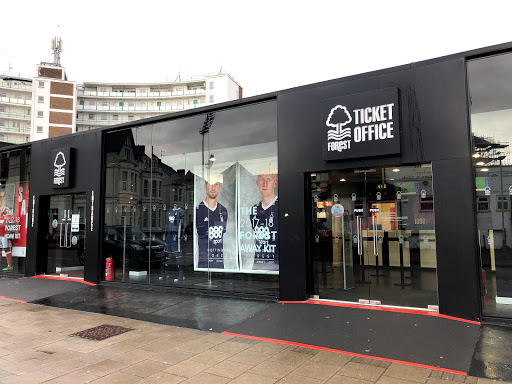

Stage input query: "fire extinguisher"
[{"left": 105, "top": 257, "right": 114, "bottom": 281}]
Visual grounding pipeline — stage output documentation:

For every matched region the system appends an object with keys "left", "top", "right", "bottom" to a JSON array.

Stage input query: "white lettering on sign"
[
  {"left": 353, "top": 104, "right": 394, "bottom": 124},
  {"left": 53, "top": 176, "right": 65, "bottom": 185},
  {"left": 326, "top": 104, "right": 395, "bottom": 149},
  {"left": 90, "top": 190, "right": 94, "bottom": 232},
  {"left": 353, "top": 122, "right": 394, "bottom": 142},
  {"left": 240, "top": 206, "right": 258, "bottom": 215},
  {"left": 327, "top": 140, "right": 351, "bottom": 152},
  {"left": 31, "top": 195, "right": 35, "bottom": 227},
  {"left": 352, "top": 104, "right": 395, "bottom": 143}
]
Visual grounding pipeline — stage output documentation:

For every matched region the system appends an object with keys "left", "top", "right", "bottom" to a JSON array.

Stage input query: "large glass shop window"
[
  {"left": 0, "top": 149, "right": 30, "bottom": 275},
  {"left": 309, "top": 165, "right": 438, "bottom": 310},
  {"left": 468, "top": 52, "right": 512, "bottom": 318},
  {"left": 103, "top": 101, "right": 278, "bottom": 296}
]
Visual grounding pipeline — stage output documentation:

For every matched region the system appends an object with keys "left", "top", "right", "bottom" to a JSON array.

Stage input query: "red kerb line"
[
  {"left": 279, "top": 300, "right": 480, "bottom": 325},
  {"left": 0, "top": 296, "right": 27, "bottom": 303},
  {"left": 31, "top": 275, "right": 96, "bottom": 286}
]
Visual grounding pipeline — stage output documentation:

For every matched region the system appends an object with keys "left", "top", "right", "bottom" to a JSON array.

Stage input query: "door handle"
[
  {"left": 59, "top": 223, "right": 64, "bottom": 248},
  {"left": 373, "top": 216, "right": 378, "bottom": 256},
  {"left": 65, "top": 223, "right": 71, "bottom": 248},
  {"left": 357, "top": 216, "right": 362, "bottom": 256}
]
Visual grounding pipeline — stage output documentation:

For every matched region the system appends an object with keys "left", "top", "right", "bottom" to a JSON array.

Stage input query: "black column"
[
  {"left": 433, "top": 158, "right": 481, "bottom": 320},
  {"left": 279, "top": 172, "right": 307, "bottom": 301}
]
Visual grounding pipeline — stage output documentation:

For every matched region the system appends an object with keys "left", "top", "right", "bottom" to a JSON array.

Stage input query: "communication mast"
[{"left": 51, "top": 37, "right": 63, "bottom": 67}]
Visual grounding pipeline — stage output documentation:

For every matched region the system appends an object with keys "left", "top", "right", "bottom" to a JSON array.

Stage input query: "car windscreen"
[{"left": 124, "top": 227, "right": 148, "bottom": 240}]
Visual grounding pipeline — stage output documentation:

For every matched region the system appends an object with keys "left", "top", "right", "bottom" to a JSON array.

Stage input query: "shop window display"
[
  {"left": 0, "top": 149, "right": 30, "bottom": 274},
  {"left": 103, "top": 101, "right": 278, "bottom": 296}
]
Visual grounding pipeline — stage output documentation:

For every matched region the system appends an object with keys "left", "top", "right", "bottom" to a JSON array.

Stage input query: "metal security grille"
[{"left": 70, "top": 324, "right": 133, "bottom": 341}]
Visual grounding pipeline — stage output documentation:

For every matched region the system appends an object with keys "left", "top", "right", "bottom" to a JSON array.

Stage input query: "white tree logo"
[
  {"left": 54, "top": 152, "right": 66, "bottom": 177},
  {"left": 326, "top": 105, "right": 352, "bottom": 141}
]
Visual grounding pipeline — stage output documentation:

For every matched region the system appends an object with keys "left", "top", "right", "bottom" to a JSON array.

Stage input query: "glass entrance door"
[
  {"left": 45, "top": 194, "right": 87, "bottom": 278},
  {"left": 310, "top": 165, "right": 439, "bottom": 309}
]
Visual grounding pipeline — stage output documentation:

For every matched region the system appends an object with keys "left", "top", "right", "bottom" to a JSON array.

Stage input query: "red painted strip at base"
[
  {"left": 0, "top": 296, "right": 27, "bottom": 303},
  {"left": 279, "top": 300, "right": 480, "bottom": 325},
  {"left": 31, "top": 275, "right": 96, "bottom": 286},
  {"left": 222, "top": 331, "right": 467, "bottom": 376}
]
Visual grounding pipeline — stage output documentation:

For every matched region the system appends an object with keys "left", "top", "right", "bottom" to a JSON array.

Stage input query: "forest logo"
[
  {"left": 326, "top": 105, "right": 352, "bottom": 152},
  {"left": 53, "top": 151, "right": 67, "bottom": 185}
]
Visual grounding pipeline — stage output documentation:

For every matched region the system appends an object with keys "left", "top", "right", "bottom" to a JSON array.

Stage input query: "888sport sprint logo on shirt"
[
  {"left": 209, "top": 225, "right": 225, "bottom": 244},
  {"left": 196, "top": 201, "right": 228, "bottom": 269},
  {"left": 322, "top": 87, "right": 401, "bottom": 161}
]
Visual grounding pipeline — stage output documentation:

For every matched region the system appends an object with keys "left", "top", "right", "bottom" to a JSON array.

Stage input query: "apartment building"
[
  {"left": 3, "top": 58, "right": 242, "bottom": 143},
  {"left": 76, "top": 73, "right": 242, "bottom": 132},
  {"left": 0, "top": 75, "right": 32, "bottom": 144},
  {"left": 30, "top": 64, "right": 77, "bottom": 141}
]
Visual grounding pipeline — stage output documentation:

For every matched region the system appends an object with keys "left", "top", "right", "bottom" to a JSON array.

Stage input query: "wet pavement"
[
  {"left": 0, "top": 276, "right": 90, "bottom": 302},
  {"left": 1, "top": 276, "right": 512, "bottom": 382},
  {"left": 0, "top": 298, "right": 509, "bottom": 384},
  {"left": 32, "top": 284, "right": 271, "bottom": 332},
  {"left": 469, "top": 324, "right": 512, "bottom": 381}
]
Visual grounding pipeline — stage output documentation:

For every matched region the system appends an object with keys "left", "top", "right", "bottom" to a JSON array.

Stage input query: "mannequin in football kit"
[
  {"left": 160, "top": 204, "right": 186, "bottom": 282},
  {"left": 250, "top": 170, "right": 279, "bottom": 271},
  {"left": 0, "top": 189, "right": 13, "bottom": 272},
  {"left": 195, "top": 174, "right": 228, "bottom": 269}
]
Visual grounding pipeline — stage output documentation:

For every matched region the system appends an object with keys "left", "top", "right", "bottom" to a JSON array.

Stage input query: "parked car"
[{"left": 103, "top": 225, "right": 166, "bottom": 270}]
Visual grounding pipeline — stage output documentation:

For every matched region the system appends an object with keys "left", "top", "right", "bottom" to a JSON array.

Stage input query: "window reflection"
[
  {"left": 103, "top": 101, "right": 279, "bottom": 296},
  {"left": 469, "top": 52, "right": 512, "bottom": 318}
]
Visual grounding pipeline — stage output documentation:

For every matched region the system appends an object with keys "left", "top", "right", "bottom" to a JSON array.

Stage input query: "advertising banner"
[
  {"left": 12, "top": 182, "right": 29, "bottom": 257},
  {"left": 193, "top": 163, "right": 238, "bottom": 272},
  {"left": 192, "top": 158, "right": 279, "bottom": 275},
  {"left": 238, "top": 158, "right": 279, "bottom": 274},
  {"left": 0, "top": 184, "right": 15, "bottom": 255}
]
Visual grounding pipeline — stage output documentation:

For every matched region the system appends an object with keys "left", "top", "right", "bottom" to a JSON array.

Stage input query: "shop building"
[{"left": 2, "top": 42, "right": 512, "bottom": 322}]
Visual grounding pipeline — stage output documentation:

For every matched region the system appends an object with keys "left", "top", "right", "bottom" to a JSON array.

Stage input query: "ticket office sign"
[{"left": 323, "top": 87, "right": 401, "bottom": 161}]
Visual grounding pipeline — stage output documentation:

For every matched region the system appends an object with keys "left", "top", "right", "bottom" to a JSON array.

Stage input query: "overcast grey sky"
[{"left": 1, "top": 1, "right": 511, "bottom": 97}]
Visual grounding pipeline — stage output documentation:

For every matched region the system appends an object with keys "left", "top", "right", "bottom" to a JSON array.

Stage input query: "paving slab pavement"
[{"left": 0, "top": 298, "right": 510, "bottom": 384}]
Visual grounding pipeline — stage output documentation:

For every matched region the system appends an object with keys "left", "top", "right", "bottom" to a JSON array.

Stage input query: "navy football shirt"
[
  {"left": 165, "top": 208, "right": 185, "bottom": 253},
  {"left": 250, "top": 197, "right": 279, "bottom": 270},
  {"left": 195, "top": 201, "right": 228, "bottom": 269}
]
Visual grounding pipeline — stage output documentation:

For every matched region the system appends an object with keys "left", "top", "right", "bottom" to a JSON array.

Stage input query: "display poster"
[
  {"left": 192, "top": 157, "right": 279, "bottom": 275},
  {"left": 193, "top": 163, "right": 238, "bottom": 272},
  {"left": 0, "top": 184, "right": 18, "bottom": 256},
  {"left": 238, "top": 158, "right": 279, "bottom": 274},
  {"left": 11, "top": 182, "right": 28, "bottom": 257}
]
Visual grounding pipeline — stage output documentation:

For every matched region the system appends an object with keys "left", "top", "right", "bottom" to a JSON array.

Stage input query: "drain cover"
[{"left": 70, "top": 324, "right": 133, "bottom": 341}]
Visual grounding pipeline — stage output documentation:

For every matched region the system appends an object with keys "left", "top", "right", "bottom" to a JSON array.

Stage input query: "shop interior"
[{"left": 309, "top": 164, "right": 439, "bottom": 310}]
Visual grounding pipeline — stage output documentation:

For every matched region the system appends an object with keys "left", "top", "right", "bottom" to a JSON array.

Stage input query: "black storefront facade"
[{"left": 2, "top": 42, "right": 512, "bottom": 323}]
